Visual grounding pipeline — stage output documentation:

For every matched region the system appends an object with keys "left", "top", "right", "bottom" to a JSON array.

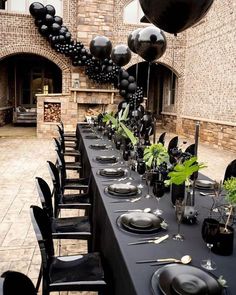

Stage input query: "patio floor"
[{"left": 0, "top": 124, "right": 234, "bottom": 294}]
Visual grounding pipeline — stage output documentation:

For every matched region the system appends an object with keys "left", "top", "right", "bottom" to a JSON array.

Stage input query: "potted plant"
[
  {"left": 102, "top": 104, "right": 137, "bottom": 148},
  {"left": 165, "top": 156, "right": 206, "bottom": 222},
  {"left": 212, "top": 177, "right": 236, "bottom": 255}
]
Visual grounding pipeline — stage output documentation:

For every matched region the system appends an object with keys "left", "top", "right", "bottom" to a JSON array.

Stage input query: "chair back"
[
  {"left": 53, "top": 137, "right": 62, "bottom": 153},
  {"left": 168, "top": 136, "right": 179, "bottom": 154},
  {"left": 0, "top": 271, "right": 36, "bottom": 295},
  {"left": 35, "top": 177, "right": 54, "bottom": 218},
  {"left": 185, "top": 143, "right": 195, "bottom": 156},
  {"left": 224, "top": 159, "right": 236, "bottom": 182},
  {"left": 158, "top": 132, "right": 166, "bottom": 145},
  {"left": 55, "top": 150, "right": 67, "bottom": 184},
  {"left": 30, "top": 205, "right": 55, "bottom": 259}
]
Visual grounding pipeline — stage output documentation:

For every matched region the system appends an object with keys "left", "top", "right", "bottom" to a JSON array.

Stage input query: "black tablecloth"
[{"left": 77, "top": 124, "right": 235, "bottom": 295}]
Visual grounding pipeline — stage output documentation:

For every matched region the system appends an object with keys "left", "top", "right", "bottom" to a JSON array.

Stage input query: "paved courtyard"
[{"left": 0, "top": 125, "right": 235, "bottom": 294}]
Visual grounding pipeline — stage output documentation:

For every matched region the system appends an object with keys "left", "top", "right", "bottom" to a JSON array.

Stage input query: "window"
[
  {"left": 167, "top": 74, "right": 176, "bottom": 105},
  {"left": 3, "top": 0, "right": 63, "bottom": 16},
  {"left": 123, "top": 0, "right": 144, "bottom": 24}
]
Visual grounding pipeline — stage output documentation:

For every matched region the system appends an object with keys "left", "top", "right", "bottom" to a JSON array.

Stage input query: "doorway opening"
[{"left": 127, "top": 62, "right": 177, "bottom": 118}]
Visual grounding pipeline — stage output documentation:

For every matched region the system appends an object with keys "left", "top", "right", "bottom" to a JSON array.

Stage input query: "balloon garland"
[{"left": 29, "top": 2, "right": 144, "bottom": 115}]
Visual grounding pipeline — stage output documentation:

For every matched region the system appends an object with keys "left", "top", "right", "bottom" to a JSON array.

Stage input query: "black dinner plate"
[
  {"left": 117, "top": 212, "right": 163, "bottom": 234},
  {"left": 85, "top": 134, "right": 100, "bottom": 139},
  {"left": 104, "top": 186, "right": 141, "bottom": 198},
  {"left": 82, "top": 129, "right": 94, "bottom": 133},
  {"left": 195, "top": 179, "right": 214, "bottom": 190},
  {"left": 151, "top": 264, "right": 223, "bottom": 295},
  {"left": 96, "top": 155, "right": 117, "bottom": 163},
  {"left": 108, "top": 183, "right": 138, "bottom": 195},
  {"left": 98, "top": 168, "right": 125, "bottom": 177},
  {"left": 89, "top": 144, "right": 107, "bottom": 150}
]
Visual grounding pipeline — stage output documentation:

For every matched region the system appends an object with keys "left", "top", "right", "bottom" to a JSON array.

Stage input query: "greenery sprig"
[
  {"left": 143, "top": 143, "right": 169, "bottom": 168},
  {"left": 165, "top": 156, "right": 206, "bottom": 187}
]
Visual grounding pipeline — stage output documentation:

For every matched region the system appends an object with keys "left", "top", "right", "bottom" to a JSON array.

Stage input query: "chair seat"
[
  {"left": 64, "top": 150, "right": 81, "bottom": 157},
  {"left": 65, "top": 162, "right": 82, "bottom": 170},
  {"left": 49, "top": 253, "right": 105, "bottom": 285},
  {"left": 64, "top": 137, "right": 78, "bottom": 142},
  {"left": 51, "top": 216, "right": 91, "bottom": 237},
  {"left": 63, "top": 193, "right": 90, "bottom": 204},
  {"left": 64, "top": 132, "right": 76, "bottom": 137}
]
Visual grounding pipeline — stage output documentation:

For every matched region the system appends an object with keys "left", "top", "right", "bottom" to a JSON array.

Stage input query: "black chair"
[
  {"left": 30, "top": 206, "right": 107, "bottom": 295},
  {"left": 224, "top": 159, "right": 236, "bottom": 182},
  {"left": 55, "top": 149, "right": 82, "bottom": 171},
  {"left": 158, "top": 132, "right": 166, "bottom": 145},
  {"left": 167, "top": 136, "right": 179, "bottom": 154},
  {"left": 53, "top": 137, "right": 81, "bottom": 159},
  {"left": 35, "top": 177, "right": 91, "bottom": 241},
  {"left": 185, "top": 143, "right": 196, "bottom": 156},
  {"left": 0, "top": 271, "right": 36, "bottom": 295},
  {"left": 47, "top": 161, "right": 91, "bottom": 217},
  {"left": 57, "top": 125, "right": 77, "bottom": 144},
  {"left": 60, "top": 121, "right": 76, "bottom": 138}
]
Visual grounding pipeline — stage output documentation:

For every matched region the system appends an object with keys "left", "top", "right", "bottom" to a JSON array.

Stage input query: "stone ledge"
[{"left": 180, "top": 115, "right": 236, "bottom": 127}]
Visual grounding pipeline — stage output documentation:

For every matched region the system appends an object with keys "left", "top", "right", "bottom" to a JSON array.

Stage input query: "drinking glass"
[
  {"left": 201, "top": 218, "right": 220, "bottom": 270},
  {"left": 173, "top": 199, "right": 185, "bottom": 241},
  {"left": 144, "top": 170, "right": 153, "bottom": 199},
  {"left": 137, "top": 160, "right": 146, "bottom": 188},
  {"left": 152, "top": 180, "right": 165, "bottom": 215}
]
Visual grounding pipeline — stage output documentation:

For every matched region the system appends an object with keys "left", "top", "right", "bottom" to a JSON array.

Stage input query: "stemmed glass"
[
  {"left": 144, "top": 170, "right": 153, "bottom": 199},
  {"left": 123, "top": 149, "right": 130, "bottom": 178},
  {"left": 201, "top": 218, "right": 220, "bottom": 270},
  {"left": 152, "top": 180, "right": 165, "bottom": 215},
  {"left": 173, "top": 199, "right": 185, "bottom": 241},
  {"left": 137, "top": 160, "right": 146, "bottom": 188}
]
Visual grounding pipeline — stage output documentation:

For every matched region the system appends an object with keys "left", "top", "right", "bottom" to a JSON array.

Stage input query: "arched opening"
[
  {"left": 0, "top": 53, "right": 62, "bottom": 124},
  {"left": 127, "top": 62, "right": 177, "bottom": 118}
]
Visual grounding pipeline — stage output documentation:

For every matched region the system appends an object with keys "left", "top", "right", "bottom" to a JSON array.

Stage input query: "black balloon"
[
  {"left": 35, "top": 19, "right": 43, "bottom": 27},
  {"left": 45, "top": 14, "right": 54, "bottom": 25},
  {"left": 139, "top": 0, "right": 214, "bottom": 35},
  {"left": 127, "top": 28, "right": 142, "bottom": 54},
  {"left": 89, "top": 36, "right": 112, "bottom": 60},
  {"left": 51, "top": 22, "right": 61, "bottom": 34},
  {"left": 120, "top": 70, "right": 129, "bottom": 80},
  {"left": 128, "top": 76, "right": 135, "bottom": 83},
  {"left": 29, "top": 2, "right": 46, "bottom": 18},
  {"left": 45, "top": 4, "right": 56, "bottom": 16},
  {"left": 120, "top": 79, "right": 129, "bottom": 89},
  {"left": 39, "top": 24, "right": 49, "bottom": 36},
  {"left": 54, "top": 16, "right": 63, "bottom": 25},
  {"left": 111, "top": 44, "right": 131, "bottom": 67},
  {"left": 128, "top": 82, "right": 137, "bottom": 93},
  {"left": 134, "top": 26, "right": 166, "bottom": 62}
]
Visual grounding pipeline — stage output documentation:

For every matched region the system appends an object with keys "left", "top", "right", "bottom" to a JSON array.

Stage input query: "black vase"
[
  {"left": 171, "top": 183, "right": 185, "bottom": 205},
  {"left": 212, "top": 224, "right": 234, "bottom": 256}
]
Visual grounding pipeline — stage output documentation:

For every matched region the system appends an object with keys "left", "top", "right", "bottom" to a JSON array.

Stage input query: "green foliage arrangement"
[
  {"left": 223, "top": 177, "right": 236, "bottom": 231},
  {"left": 143, "top": 143, "right": 169, "bottom": 168},
  {"left": 165, "top": 156, "right": 206, "bottom": 187},
  {"left": 102, "top": 105, "right": 138, "bottom": 147}
]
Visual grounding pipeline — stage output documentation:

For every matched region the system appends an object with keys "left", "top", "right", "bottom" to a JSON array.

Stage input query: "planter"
[
  {"left": 212, "top": 224, "right": 234, "bottom": 256},
  {"left": 171, "top": 183, "right": 185, "bottom": 205}
]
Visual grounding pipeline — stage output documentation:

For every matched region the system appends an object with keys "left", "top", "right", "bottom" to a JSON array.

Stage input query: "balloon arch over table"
[{"left": 29, "top": 1, "right": 214, "bottom": 139}]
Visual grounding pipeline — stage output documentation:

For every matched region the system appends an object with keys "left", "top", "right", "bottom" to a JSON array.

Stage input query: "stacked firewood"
[{"left": 44, "top": 103, "right": 61, "bottom": 122}]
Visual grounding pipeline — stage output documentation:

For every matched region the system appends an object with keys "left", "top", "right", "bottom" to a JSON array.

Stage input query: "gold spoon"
[{"left": 136, "top": 255, "right": 192, "bottom": 265}]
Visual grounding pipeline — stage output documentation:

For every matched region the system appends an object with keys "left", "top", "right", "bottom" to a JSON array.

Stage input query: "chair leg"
[{"left": 35, "top": 263, "right": 42, "bottom": 292}]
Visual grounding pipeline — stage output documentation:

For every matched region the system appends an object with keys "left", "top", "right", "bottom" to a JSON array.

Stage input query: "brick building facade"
[{"left": 0, "top": 0, "right": 235, "bottom": 150}]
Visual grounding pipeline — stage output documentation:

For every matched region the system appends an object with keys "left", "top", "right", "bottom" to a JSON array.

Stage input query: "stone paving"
[{"left": 0, "top": 125, "right": 235, "bottom": 294}]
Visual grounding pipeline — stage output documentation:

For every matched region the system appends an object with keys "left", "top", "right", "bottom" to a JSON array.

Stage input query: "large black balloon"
[
  {"left": 120, "top": 79, "right": 129, "bottom": 89},
  {"left": 45, "top": 14, "right": 54, "bottom": 25},
  {"left": 134, "top": 26, "right": 166, "bottom": 62},
  {"left": 29, "top": 2, "right": 46, "bottom": 18},
  {"left": 51, "top": 23, "right": 61, "bottom": 34},
  {"left": 45, "top": 4, "right": 56, "bottom": 16},
  {"left": 89, "top": 36, "right": 112, "bottom": 60},
  {"left": 127, "top": 28, "right": 142, "bottom": 54},
  {"left": 139, "top": 0, "right": 214, "bottom": 35},
  {"left": 111, "top": 44, "right": 131, "bottom": 67}
]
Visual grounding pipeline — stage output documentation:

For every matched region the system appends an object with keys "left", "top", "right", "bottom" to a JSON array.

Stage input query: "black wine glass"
[
  {"left": 137, "top": 160, "right": 146, "bottom": 188},
  {"left": 201, "top": 218, "right": 220, "bottom": 270},
  {"left": 152, "top": 180, "right": 165, "bottom": 215}
]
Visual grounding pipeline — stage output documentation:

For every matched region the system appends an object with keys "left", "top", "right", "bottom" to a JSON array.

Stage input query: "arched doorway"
[
  {"left": 127, "top": 62, "right": 177, "bottom": 118},
  {"left": 0, "top": 53, "right": 62, "bottom": 124}
]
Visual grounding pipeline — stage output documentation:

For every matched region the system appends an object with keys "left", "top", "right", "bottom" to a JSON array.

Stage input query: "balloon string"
[{"left": 146, "top": 62, "right": 151, "bottom": 110}]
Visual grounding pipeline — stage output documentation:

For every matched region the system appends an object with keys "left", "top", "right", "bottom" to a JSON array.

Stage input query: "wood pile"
[{"left": 44, "top": 103, "right": 61, "bottom": 122}]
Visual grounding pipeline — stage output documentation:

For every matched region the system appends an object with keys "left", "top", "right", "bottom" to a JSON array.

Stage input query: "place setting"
[
  {"left": 97, "top": 167, "right": 126, "bottom": 178},
  {"left": 150, "top": 263, "right": 225, "bottom": 295},
  {"left": 104, "top": 183, "right": 142, "bottom": 199},
  {"left": 94, "top": 155, "right": 118, "bottom": 164},
  {"left": 89, "top": 143, "right": 110, "bottom": 150}
]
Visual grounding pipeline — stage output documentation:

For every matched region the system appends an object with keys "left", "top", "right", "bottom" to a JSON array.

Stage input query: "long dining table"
[{"left": 77, "top": 123, "right": 235, "bottom": 295}]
